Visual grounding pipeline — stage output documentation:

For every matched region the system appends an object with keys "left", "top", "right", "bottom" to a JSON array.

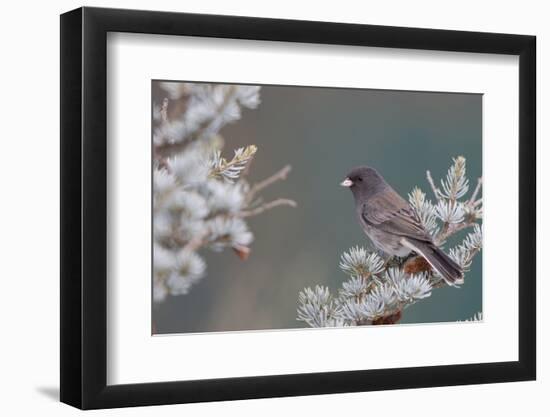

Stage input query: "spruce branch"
[
  {"left": 153, "top": 83, "right": 295, "bottom": 303},
  {"left": 154, "top": 84, "right": 261, "bottom": 158}
]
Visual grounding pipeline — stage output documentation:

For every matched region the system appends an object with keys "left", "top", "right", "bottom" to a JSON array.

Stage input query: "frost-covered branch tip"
[
  {"left": 153, "top": 84, "right": 262, "bottom": 158},
  {"left": 459, "top": 311, "right": 483, "bottom": 322},
  {"left": 209, "top": 145, "right": 257, "bottom": 183}
]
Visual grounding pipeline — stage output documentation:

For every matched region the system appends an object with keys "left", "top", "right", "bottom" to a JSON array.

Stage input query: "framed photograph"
[{"left": 60, "top": 6, "right": 536, "bottom": 409}]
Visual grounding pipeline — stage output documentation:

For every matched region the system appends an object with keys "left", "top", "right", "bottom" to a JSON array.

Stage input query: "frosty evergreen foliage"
[
  {"left": 297, "top": 156, "right": 483, "bottom": 327},
  {"left": 458, "top": 311, "right": 483, "bottom": 322},
  {"left": 153, "top": 82, "right": 295, "bottom": 303}
]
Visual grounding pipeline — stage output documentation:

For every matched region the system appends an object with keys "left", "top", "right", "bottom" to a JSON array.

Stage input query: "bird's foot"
[{"left": 383, "top": 256, "right": 403, "bottom": 269}]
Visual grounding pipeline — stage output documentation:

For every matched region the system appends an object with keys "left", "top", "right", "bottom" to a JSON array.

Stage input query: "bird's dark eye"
[{"left": 357, "top": 177, "right": 363, "bottom": 182}]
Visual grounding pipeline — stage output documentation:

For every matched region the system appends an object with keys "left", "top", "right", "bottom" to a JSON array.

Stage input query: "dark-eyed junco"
[{"left": 341, "top": 166, "right": 463, "bottom": 285}]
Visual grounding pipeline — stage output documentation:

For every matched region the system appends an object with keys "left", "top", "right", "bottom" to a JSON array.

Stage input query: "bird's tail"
[{"left": 403, "top": 239, "right": 464, "bottom": 286}]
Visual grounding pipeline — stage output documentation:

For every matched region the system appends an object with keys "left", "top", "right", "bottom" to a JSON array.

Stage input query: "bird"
[{"left": 341, "top": 166, "right": 463, "bottom": 285}]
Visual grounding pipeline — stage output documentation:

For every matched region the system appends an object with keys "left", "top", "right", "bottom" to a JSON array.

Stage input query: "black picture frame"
[{"left": 60, "top": 6, "right": 536, "bottom": 410}]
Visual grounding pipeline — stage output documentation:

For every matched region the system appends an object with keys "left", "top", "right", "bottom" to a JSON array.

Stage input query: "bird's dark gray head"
[{"left": 341, "top": 166, "right": 388, "bottom": 201}]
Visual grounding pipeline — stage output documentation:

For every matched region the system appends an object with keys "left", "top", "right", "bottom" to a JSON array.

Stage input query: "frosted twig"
[
  {"left": 469, "top": 177, "right": 482, "bottom": 205},
  {"left": 239, "top": 198, "right": 297, "bottom": 218},
  {"left": 248, "top": 165, "right": 292, "bottom": 199},
  {"left": 435, "top": 221, "right": 477, "bottom": 245},
  {"left": 426, "top": 170, "right": 441, "bottom": 200},
  {"left": 182, "top": 232, "right": 208, "bottom": 252}
]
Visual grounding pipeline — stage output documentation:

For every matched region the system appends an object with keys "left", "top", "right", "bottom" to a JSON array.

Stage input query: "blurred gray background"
[{"left": 154, "top": 85, "right": 482, "bottom": 334}]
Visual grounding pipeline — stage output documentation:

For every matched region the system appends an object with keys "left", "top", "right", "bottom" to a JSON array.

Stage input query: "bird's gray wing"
[{"left": 361, "top": 191, "right": 432, "bottom": 242}]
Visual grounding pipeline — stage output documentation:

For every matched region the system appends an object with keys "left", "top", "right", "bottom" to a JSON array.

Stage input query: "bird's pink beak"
[{"left": 340, "top": 177, "right": 353, "bottom": 187}]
